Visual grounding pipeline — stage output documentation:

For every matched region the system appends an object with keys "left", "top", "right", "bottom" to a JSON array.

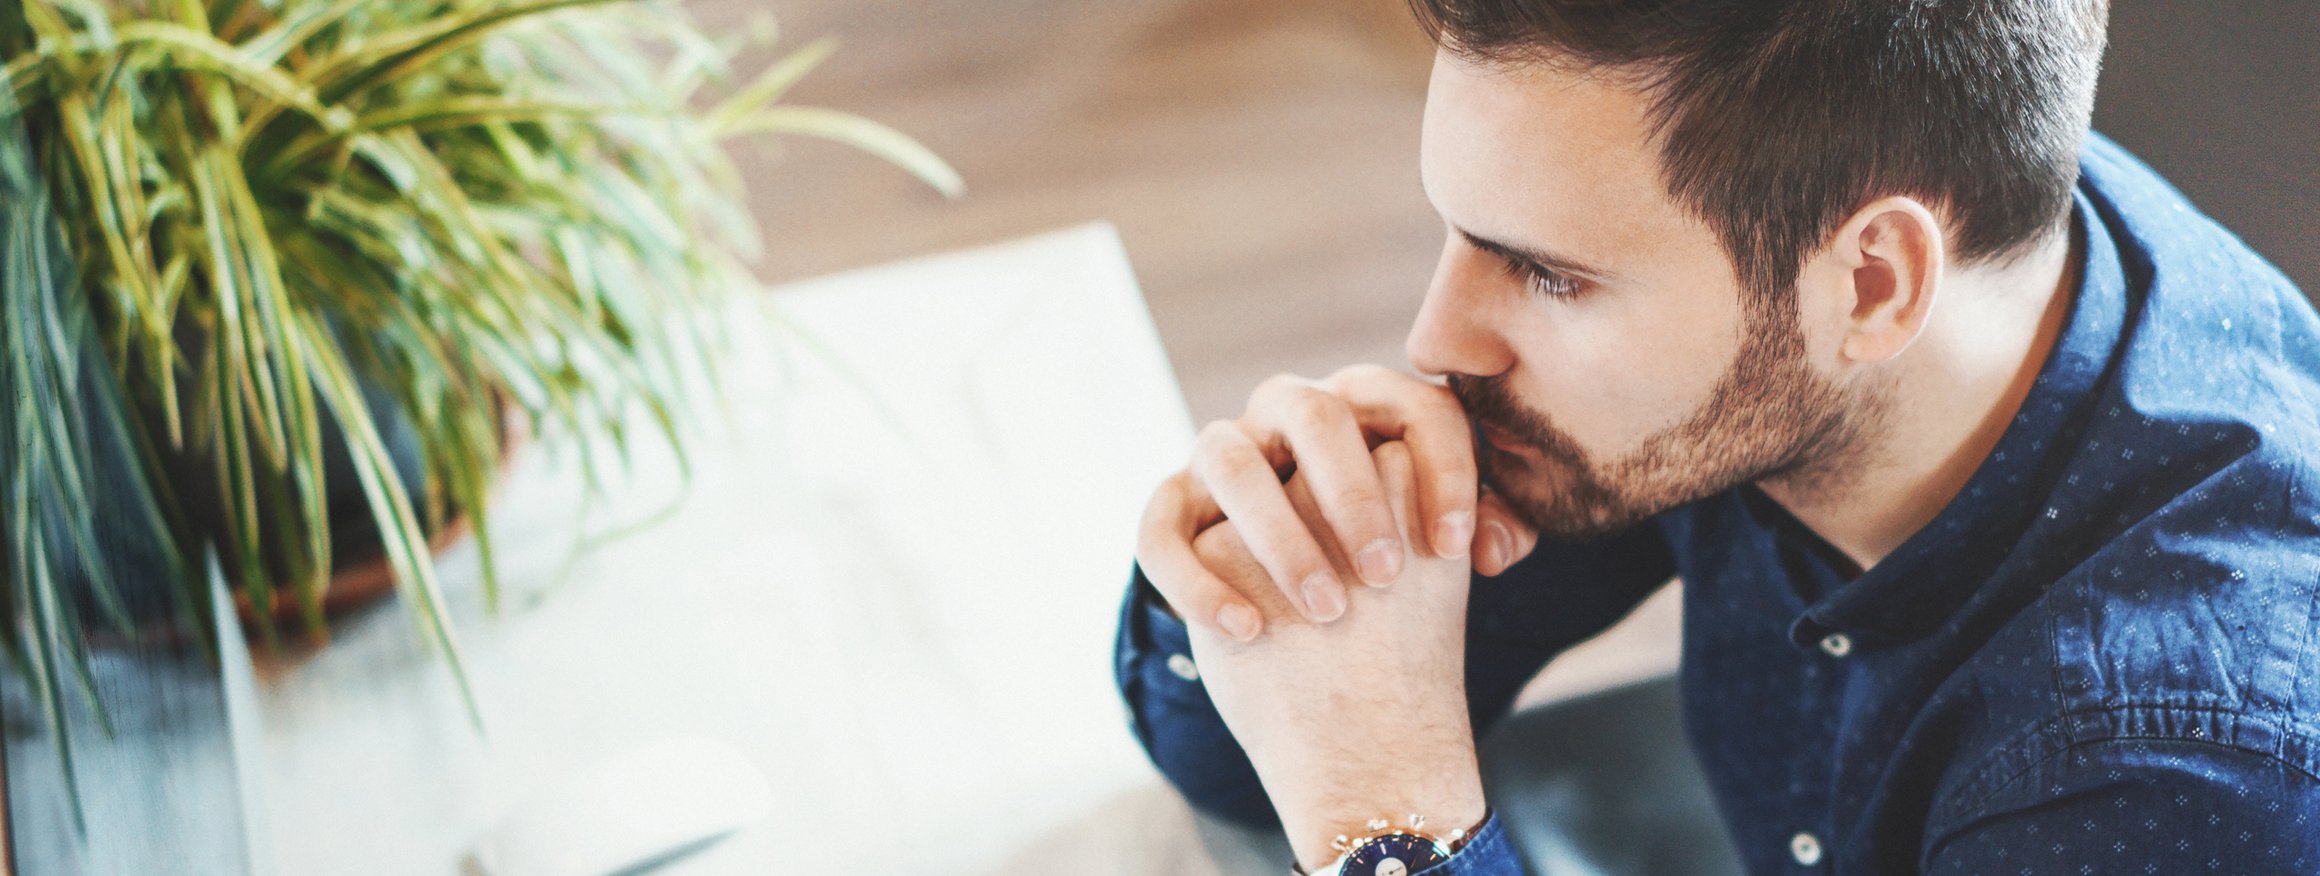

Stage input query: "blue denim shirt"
[{"left": 1115, "top": 133, "right": 2320, "bottom": 875}]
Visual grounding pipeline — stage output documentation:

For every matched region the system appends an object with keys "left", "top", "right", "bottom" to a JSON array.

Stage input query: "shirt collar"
[{"left": 1780, "top": 180, "right": 2133, "bottom": 649}]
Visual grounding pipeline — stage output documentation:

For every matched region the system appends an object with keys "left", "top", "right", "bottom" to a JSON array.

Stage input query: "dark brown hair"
[{"left": 1409, "top": 0, "right": 2108, "bottom": 300}]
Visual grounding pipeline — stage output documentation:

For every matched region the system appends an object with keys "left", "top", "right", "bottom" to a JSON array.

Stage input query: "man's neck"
[{"left": 1761, "top": 220, "right": 2084, "bottom": 577}]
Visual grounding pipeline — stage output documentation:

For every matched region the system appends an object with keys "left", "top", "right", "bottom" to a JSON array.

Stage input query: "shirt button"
[
  {"left": 1789, "top": 831, "right": 1824, "bottom": 866},
  {"left": 1165, "top": 653, "right": 1201, "bottom": 682},
  {"left": 1818, "top": 632, "right": 1853, "bottom": 658}
]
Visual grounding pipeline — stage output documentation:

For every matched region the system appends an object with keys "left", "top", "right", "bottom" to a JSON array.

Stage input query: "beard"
[{"left": 1449, "top": 300, "right": 1883, "bottom": 541}]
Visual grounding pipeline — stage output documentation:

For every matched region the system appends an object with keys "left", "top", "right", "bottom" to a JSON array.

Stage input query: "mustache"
[
  {"left": 1443, "top": 373, "right": 1497, "bottom": 487},
  {"left": 1445, "top": 373, "right": 1591, "bottom": 464},
  {"left": 1445, "top": 373, "right": 1491, "bottom": 420},
  {"left": 1446, "top": 373, "right": 1528, "bottom": 440}
]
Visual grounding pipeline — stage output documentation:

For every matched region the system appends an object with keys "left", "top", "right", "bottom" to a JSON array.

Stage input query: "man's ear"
[{"left": 1802, "top": 196, "right": 1946, "bottom": 366}]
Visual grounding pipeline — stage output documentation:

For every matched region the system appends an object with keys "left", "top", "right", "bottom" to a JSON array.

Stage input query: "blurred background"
[{"left": 713, "top": 0, "right": 1444, "bottom": 422}]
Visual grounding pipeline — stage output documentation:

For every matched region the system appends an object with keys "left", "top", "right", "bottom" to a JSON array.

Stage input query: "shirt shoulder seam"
[{"left": 1938, "top": 703, "right": 2320, "bottom": 825}]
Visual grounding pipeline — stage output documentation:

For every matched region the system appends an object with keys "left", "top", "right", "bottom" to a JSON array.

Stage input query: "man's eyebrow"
[{"left": 1455, "top": 226, "right": 1615, "bottom": 282}]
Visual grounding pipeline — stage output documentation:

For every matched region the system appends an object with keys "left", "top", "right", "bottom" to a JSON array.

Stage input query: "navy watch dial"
[{"left": 1343, "top": 833, "right": 1449, "bottom": 876}]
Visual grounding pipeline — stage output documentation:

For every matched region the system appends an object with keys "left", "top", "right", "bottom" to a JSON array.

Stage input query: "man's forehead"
[{"left": 1419, "top": 52, "right": 1674, "bottom": 258}]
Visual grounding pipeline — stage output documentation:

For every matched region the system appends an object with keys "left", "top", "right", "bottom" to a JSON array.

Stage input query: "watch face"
[{"left": 1346, "top": 833, "right": 1448, "bottom": 876}]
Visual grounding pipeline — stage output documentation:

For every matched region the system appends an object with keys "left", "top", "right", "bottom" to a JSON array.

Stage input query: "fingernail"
[
  {"left": 1356, "top": 539, "right": 1402, "bottom": 586},
  {"left": 1480, "top": 521, "right": 1511, "bottom": 575},
  {"left": 1303, "top": 573, "right": 1347, "bottom": 621},
  {"left": 1435, "top": 511, "right": 1474, "bottom": 559},
  {"left": 1217, "top": 604, "right": 1261, "bottom": 641}
]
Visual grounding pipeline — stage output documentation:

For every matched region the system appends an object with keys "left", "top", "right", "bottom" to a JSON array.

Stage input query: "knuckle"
[
  {"left": 1157, "top": 567, "right": 1214, "bottom": 604},
  {"left": 1330, "top": 484, "right": 1390, "bottom": 519},
  {"left": 1195, "top": 418, "right": 1243, "bottom": 449},
  {"left": 1285, "top": 388, "right": 1348, "bottom": 432},
  {"left": 1194, "top": 422, "right": 1259, "bottom": 470},
  {"left": 1206, "top": 444, "right": 1269, "bottom": 485},
  {"left": 1415, "top": 382, "right": 1465, "bottom": 416},
  {"left": 1190, "top": 522, "right": 1245, "bottom": 564},
  {"left": 1143, "top": 468, "right": 1189, "bottom": 507},
  {"left": 1250, "top": 373, "right": 1314, "bottom": 407},
  {"left": 1372, "top": 444, "right": 1419, "bottom": 491},
  {"left": 1439, "top": 461, "right": 1481, "bottom": 490},
  {"left": 1193, "top": 526, "right": 1274, "bottom": 589},
  {"left": 1135, "top": 556, "right": 1195, "bottom": 602},
  {"left": 1134, "top": 511, "right": 1181, "bottom": 555},
  {"left": 1157, "top": 582, "right": 1218, "bottom": 619},
  {"left": 1169, "top": 466, "right": 1203, "bottom": 494},
  {"left": 1431, "top": 481, "right": 1478, "bottom": 512},
  {"left": 1329, "top": 362, "right": 1393, "bottom": 387},
  {"left": 1431, "top": 452, "right": 1480, "bottom": 486}
]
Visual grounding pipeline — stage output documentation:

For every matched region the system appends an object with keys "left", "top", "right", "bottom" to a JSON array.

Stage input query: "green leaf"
[
  {"left": 0, "top": 53, "right": 52, "bottom": 106},
  {"left": 299, "top": 310, "right": 482, "bottom": 726},
  {"left": 266, "top": 98, "right": 662, "bottom": 175},
  {"left": 721, "top": 105, "right": 964, "bottom": 198},
  {"left": 101, "top": 21, "right": 355, "bottom": 136},
  {"left": 239, "top": 0, "right": 372, "bottom": 67},
  {"left": 705, "top": 35, "right": 837, "bottom": 131},
  {"left": 308, "top": 0, "right": 623, "bottom": 106}
]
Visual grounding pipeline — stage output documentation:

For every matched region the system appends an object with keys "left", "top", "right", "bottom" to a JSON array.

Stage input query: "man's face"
[{"left": 1413, "top": 52, "right": 1872, "bottom": 539}]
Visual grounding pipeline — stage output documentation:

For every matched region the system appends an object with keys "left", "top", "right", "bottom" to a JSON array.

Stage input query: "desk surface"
[{"left": 256, "top": 224, "right": 1290, "bottom": 874}]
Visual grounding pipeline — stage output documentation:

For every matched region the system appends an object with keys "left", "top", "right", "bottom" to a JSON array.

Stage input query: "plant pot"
[
  {"left": 223, "top": 373, "right": 462, "bottom": 630},
  {"left": 69, "top": 369, "right": 472, "bottom": 644}
]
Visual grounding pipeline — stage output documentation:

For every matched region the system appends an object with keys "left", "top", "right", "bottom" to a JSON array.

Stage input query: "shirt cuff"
[
  {"left": 1122, "top": 564, "right": 1201, "bottom": 692},
  {"left": 1115, "top": 562, "right": 1281, "bottom": 828},
  {"left": 1415, "top": 811, "right": 1520, "bottom": 876}
]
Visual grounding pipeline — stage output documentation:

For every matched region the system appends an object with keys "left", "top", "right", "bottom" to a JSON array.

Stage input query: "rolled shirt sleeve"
[
  {"left": 1419, "top": 812, "right": 1525, "bottom": 875},
  {"left": 1114, "top": 563, "right": 1277, "bottom": 828},
  {"left": 1923, "top": 736, "right": 2320, "bottom": 874}
]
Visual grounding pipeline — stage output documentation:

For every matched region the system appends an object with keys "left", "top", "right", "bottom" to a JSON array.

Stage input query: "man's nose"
[{"left": 1406, "top": 240, "right": 1515, "bottom": 380}]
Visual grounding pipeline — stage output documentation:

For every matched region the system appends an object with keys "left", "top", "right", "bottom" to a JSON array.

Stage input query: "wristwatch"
[{"left": 1293, "top": 812, "right": 1485, "bottom": 876}]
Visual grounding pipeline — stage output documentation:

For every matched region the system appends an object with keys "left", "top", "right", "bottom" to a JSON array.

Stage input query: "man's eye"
[{"left": 1502, "top": 259, "right": 1586, "bottom": 300}]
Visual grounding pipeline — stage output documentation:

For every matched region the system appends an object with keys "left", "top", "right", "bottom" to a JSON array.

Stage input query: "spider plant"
[{"left": 0, "top": 0, "right": 958, "bottom": 827}]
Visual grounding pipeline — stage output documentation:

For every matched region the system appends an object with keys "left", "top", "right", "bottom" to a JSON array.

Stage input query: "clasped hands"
[{"left": 1134, "top": 365, "right": 1542, "bottom": 871}]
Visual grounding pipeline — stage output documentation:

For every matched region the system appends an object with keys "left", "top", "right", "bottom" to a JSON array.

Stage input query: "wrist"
[
  {"left": 1272, "top": 750, "right": 1487, "bottom": 872},
  {"left": 1290, "top": 801, "right": 1490, "bottom": 874}
]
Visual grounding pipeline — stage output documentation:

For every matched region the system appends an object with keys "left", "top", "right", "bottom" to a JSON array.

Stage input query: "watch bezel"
[
  {"left": 1294, "top": 810, "right": 1487, "bottom": 876},
  {"left": 1336, "top": 829, "right": 1451, "bottom": 874}
]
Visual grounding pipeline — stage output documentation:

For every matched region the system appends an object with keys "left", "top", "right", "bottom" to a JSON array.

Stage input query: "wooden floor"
[{"left": 693, "top": 0, "right": 1443, "bottom": 423}]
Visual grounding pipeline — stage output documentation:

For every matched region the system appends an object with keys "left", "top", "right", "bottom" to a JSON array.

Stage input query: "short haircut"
[{"left": 1409, "top": 0, "right": 2110, "bottom": 301}]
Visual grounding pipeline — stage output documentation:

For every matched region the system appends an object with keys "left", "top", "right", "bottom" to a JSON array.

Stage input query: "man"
[{"left": 1114, "top": 1, "right": 2320, "bottom": 874}]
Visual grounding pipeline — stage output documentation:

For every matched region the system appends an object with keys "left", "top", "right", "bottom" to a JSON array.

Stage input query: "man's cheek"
[
  {"left": 1535, "top": 330, "right": 1715, "bottom": 444},
  {"left": 1510, "top": 369, "right": 1618, "bottom": 452}
]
